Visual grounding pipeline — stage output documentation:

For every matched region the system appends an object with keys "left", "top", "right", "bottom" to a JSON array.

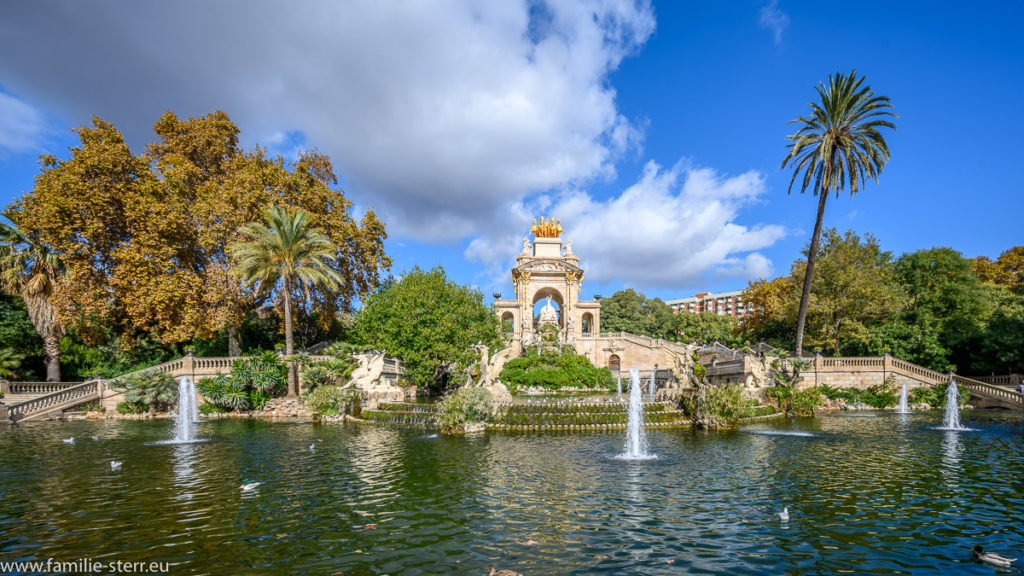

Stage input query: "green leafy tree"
[
  {"left": 0, "top": 219, "right": 65, "bottom": 380},
  {"left": 0, "top": 294, "right": 44, "bottom": 380},
  {"left": 782, "top": 70, "right": 896, "bottom": 356},
  {"left": 960, "top": 285, "right": 1024, "bottom": 374},
  {"left": 673, "top": 312, "right": 740, "bottom": 346},
  {"left": 0, "top": 347, "right": 23, "bottom": 379},
  {"left": 352, "top": 267, "right": 501, "bottom": 395},
  {"left": 229, "top": 206, "right": 342, "bottom": 397},
  {"left": 599, "top": 289, "right": 678, "bottom": 339},
  {"left": 791, "top": 229, "right": 904, "bottom": 354},
  {"left": 895, "top": 247, "right": 989, "bottom": 370},
  {"left": 739, "top": 276, "right": 798, "bottom": 350}
]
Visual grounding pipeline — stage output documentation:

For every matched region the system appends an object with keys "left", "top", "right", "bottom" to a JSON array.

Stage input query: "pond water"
[{"left": 1, "top": 411, "right": 1023, "bottom": 575}]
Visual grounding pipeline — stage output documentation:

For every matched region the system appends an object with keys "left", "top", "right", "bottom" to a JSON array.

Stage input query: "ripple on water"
[{"left": 1, "top": 412, "right": 1023, "bottom": 574}]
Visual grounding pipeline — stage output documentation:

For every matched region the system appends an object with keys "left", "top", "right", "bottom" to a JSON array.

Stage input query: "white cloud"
[
  {"left": 0, "top": 91, "right": 46, "bottom": 154},
  {"left": 466, "top": 160, "right": 786, "bottom": 291},
  {"left": 0, "top": 0, "right": 655, "bottom": 242},
  {"left": 758, "top": 0, "right": 790, "bottom": 45}
]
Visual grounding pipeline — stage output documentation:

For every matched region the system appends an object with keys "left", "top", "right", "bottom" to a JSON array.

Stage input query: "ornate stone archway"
[{"left": 493, "top": 218, "right": 601, "bottom": 356}]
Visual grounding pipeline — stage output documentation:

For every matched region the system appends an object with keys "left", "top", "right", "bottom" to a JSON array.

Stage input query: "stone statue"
[
  {"left": 538, "top": 296, "right": 558, "bottom": 325},
  {"left": 565, "top": 239, "right": 573, "bottom": 254},
  {"left": 522, "top": 236, "right": 530, "bottom": 254}
]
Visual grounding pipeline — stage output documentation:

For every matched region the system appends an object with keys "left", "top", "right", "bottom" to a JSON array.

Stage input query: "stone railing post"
[
  {"left": 181, "top": 351, "right": 196, "bottom": 380},
  {"left": 814, "top": 350, "right": 823, "bottom": 388},
  {"left": 0, "top": 379, "right": 9, "bottom": 397},
  {"left": 0, "top": 403, "right": 9, "bottom": 423}
]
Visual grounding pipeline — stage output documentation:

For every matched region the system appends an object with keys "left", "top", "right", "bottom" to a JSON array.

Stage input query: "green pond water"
[{"left": 1, "top": 411, "right": 1023, "bottom": 575}]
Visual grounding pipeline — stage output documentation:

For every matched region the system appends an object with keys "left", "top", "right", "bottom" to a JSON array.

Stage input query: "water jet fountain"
[
  {"left": 648, "top": 370, "right": 656, "bottom": 401},
  {"left": 616, "top": 376, "right": 622, "bottom": 398},
  {"left": 939, "top": 380, "right": 968, "bottom": 431},
  {"left": 617, "top": 368, "right": 656, "bottom": 460},
  {"left": 896, "top": 382, "right": 910, "bottom": 414},
  {"left": 172, "top": 376, "right": 200, "bottom": 443}
]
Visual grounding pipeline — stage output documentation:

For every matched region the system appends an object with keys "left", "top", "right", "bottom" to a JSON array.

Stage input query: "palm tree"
[
  {"left": 0, "top": 219, "right": 65, "bottom": 381},
  {"left": 229, "top": 205, "right": 342, "bottom": 396},
  {"left": 782, "top": 70, "right": 896, "bottom": 356}
]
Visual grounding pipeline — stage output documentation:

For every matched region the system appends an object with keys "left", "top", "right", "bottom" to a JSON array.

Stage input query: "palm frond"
[{"left": 782, "top": 70, "right": 896, "bottom": 198}]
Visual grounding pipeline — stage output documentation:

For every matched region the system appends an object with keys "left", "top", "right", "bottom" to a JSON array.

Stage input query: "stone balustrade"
[
  {"left": 7, "top": 380, "right": 100, "bottom": 423},
  {"left": 971, "top": 374, "right": 1024, "bottom": 387}
]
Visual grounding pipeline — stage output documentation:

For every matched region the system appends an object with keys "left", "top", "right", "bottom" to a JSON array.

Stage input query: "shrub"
[
  {"left": 195, "top": 351, "right": 286, "bottom": 412},
  {"left": 861, "top": 383, "right": 898, "bottom": 408},
  {"left": 909, "top": 381, "right": 969, "bottom": 408},
  {"left": 499, "top": 350, "right": 613, "bottom": 393},
  {"left": 692, "top": 353, "right": 707, "bottom": 382},
  {"left": 116, "top": 401, "right": 147, "bottom": 414},
  {"left": 302, "top": 385, "right": 356, "bottom": 415},
  {"left": 232, "top": 351, "right": 287, "bottom": 395},
  {"left": 435, "top": 386, "right": 494, "bottom": 433},
  {"left": 790, "top": 387, "right": 824, "bottom": 415},
  {"left": 198, "top": 401, "right": 230, "bottom": 415},
  {"left": 299, "top": 348, "right": 358, "bottom": 392},
  {"left": 698, "top": 382, "right": 755, "bottom": 427},
  {"left": 110, "top": 369, "right": 178, "bottom": 413}
]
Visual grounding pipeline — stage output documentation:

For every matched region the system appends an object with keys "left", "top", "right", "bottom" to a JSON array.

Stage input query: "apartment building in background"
[{"left": 665, "top": 289, "right": 751, "bottom": 318}]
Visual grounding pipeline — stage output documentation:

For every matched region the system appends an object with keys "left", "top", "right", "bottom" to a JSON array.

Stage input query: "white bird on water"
[
  {"left": 309, "top": 443, "right": 315, "bottom": 452},
  {"left": 779, "top": 507, "right": 789, "bottom": 522},
  {"left": 240, "top": 482, "right": 262, "bottom": 492},
  {"left": 62, "top": 437, "right": 74, "bottom": 444},
  {"left": 110, "top": 461, "right": 122, "bottom": 470}
]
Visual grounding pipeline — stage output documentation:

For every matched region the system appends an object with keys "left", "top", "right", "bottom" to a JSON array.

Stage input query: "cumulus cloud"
[
  {"left": 758, "top": 0, "right": 790, "bottom": 45},
  {"left": 467, "top": 160, "right": 786, "bottom": 291},
  {"left": 0, "top": 0, "right": 655, "bottom": 242},
  {"left": 0, "top": 91, "right": 47, "bottom": 154}
]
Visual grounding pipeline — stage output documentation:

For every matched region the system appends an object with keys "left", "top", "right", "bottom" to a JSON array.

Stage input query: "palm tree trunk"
[
  {"left": 794, "top": 190, "right": 829, "bottom": 357},
  {"left": 43, "top": 333, "right": 61, "bottom": 382},
  {"left": 283, "top": 281, "right": 297, "bottom": 397},
  {"left": 24, "top": 291, "right": 63, "bottom": 381}
]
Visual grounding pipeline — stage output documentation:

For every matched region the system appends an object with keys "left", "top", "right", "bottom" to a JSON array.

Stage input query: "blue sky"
[{"left": 1, "top": 1, "right": 1021, "bottom": 305}]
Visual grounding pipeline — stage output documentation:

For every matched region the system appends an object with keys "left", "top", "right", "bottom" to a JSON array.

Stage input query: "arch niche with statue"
[{"left": 493, "top": 218, "right": 601, "bottom": 357}]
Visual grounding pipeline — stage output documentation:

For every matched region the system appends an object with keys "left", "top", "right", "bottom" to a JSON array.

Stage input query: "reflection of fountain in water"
[
  {"left": 172, "top": 376, "right": 200, "bottom": 443},
  {"left": 617, "top": 368, "right": 656, "bottom": 461},
  {"left": 941, "top": 430, "right": 962, "bottom": 488},
  {"left": 896, "top": 382, "right": 910, "bottom": 414},
  {"left": 938, "top": 381, "right": 968, "bottom": 431},
  {"left": 172, "top": 442, "right": 200, "bottom": 501}
]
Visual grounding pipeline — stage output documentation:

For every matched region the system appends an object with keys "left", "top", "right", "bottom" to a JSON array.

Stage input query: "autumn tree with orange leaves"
[{"left": 6, "top": 111, "right": 390, "bottom": 352}]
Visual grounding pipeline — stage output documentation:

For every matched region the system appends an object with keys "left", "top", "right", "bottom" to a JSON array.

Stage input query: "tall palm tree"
[
  {"left": 0, "top": 219, "right": 65, "bottom": 381},
  {"left": 229, "top": 205, "right": 342, "bottom": 396},
  {"left": 782, "top": 70, "right": 896, "bottom": 356}
]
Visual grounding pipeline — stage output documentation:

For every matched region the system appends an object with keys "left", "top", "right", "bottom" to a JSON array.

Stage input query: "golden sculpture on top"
[{"left": 530, "top": 217, "right": 564, "bottom": 238}]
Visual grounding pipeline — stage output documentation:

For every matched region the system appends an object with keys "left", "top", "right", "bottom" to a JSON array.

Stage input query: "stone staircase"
[{"left": 1, "top": 380, "right": 102, "bottom": 423}]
